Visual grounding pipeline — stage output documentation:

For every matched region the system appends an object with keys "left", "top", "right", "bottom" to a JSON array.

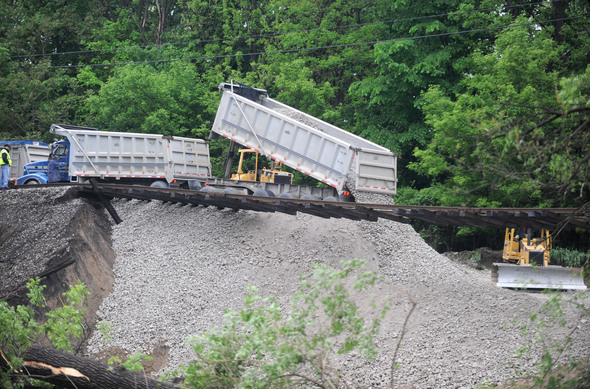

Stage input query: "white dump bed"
[
  {"left": 211, "top": 89, "right": 397, "bottom": 195},
  {"left": 50, "top": 125, "right": 211, "bottom": 183}
]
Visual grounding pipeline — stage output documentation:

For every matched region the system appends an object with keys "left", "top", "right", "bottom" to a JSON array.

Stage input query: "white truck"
[
  {"left": 206, "top": 81, "right": 398, "bottom": 201},
  {"left": 16, "top": 124, "right": 212, "bottom": 187},
  {"left": 16, "top": 83, "right": 398, "bottom": 202},
  {"left": 0, "top": 140, "right": 50, "bottom": 183}
]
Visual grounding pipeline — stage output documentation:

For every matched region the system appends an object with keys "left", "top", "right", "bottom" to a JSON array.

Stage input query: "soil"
[{"left": 442, "top": 247, "right": 503, "bottom": 271}]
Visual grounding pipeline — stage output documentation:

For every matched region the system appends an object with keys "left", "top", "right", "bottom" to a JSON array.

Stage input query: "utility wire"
[
  {"left": 5, "top": 14, "right": 588, "bottom": 70},
  {"left": 6, "top": 0, "right": 563, "bottom": 60}
]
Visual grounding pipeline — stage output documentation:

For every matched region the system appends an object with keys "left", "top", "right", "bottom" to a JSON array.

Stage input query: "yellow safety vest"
[{"left": 0, "top": 148, "right": 11, "bottom": 166}]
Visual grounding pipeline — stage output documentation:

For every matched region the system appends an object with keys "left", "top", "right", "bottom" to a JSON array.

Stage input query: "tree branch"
[
  {"left": 390, "top": 299, "right": 417, "bottom": 387},
  {"left": 5, "top": 345, "right": 177, "bottom": 389}
]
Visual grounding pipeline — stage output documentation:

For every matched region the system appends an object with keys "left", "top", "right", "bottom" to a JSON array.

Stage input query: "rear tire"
[
  {"left": 300, "top": 194, "right": 320, "bottom": 201},
  {"left": 253, "top": 189, "right": 275, "bottom": 197},
  {"left": 277, "top": 192, "right": 297, "bottom": 199},
  {"left": 221, "top": 188, "right": 239, "bottom": 195},
  {"left": 25, "top": 180, "right": 40, "bottom": 185},
  {"left": 150, "top": 181, "right": 168, "bottom": 188},
  {"left": 200, "top": 186, "right": 221, "bottom": 192}
]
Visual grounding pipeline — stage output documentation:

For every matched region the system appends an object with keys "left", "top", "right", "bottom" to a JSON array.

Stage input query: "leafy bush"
[
  {"left": 514, "top": 290, "right": 590, "bottom": 388},
  {"left": 0, "top": 278, "right": 90, "bottom": 388},
  {"left": 182, "top": 260, "right": 391, "bottom": 388},
  {"left": 551, "top": 248, "right": 590, "bottom": 268}
]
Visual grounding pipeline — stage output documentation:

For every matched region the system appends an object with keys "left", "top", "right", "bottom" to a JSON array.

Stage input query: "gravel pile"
[
  {"left": 0, "top": 187, "right": 83, "bottom": 294},
  {"left": 87, "top": 198, "right": 590, "bottom": 388}
]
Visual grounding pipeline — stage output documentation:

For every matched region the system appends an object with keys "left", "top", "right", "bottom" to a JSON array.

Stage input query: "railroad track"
[{"left": 12, "top": 181, "right": 590, "bottom": 231}]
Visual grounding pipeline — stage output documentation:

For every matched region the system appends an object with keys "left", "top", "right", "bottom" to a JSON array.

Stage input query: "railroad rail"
[
  {"left": 64, "top": 181, "right": 589, "bottom": 231},
  {"left": 11, "top": 182, "right": 589, "bottom": 230}
]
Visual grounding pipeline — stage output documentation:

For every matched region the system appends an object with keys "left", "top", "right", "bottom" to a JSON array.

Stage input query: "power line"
[
  {"left": 6, "top": 0, "right": 563, "bottom": 60},
  {"left": 5, "top": 14, "right": 588, "bottom": 71}
]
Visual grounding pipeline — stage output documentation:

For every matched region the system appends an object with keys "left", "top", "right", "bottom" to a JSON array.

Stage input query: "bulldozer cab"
[
  {"left": 503, "top": 227, "right": 551, "bottom": 267},
  {"left": 231, "top": 149, "right": 294, "bottom": 185}
]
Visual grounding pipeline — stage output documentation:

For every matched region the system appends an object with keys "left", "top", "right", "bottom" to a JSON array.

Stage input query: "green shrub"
[
  {"left": 0, "top": 278, "right": 90, "bottom": 388},
  {"left": 183, "top": 260, "right": 391, "bottom": 389},
  {"left": 551, "top": 248, "right": 590, "bottom": 268}
]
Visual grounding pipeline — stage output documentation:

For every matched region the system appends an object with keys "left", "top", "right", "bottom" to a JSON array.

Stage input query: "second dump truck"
[
  {"left": 16, "top": 124, "right": 211, "bottom": 187},
  {"left": 0, "top": 140, "right": 49, "bottom": 184}
]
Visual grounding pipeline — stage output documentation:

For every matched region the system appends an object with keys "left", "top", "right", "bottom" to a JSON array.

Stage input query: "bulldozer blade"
[{"left": 492, "top": 263, "right": 587, "bottom": 290}]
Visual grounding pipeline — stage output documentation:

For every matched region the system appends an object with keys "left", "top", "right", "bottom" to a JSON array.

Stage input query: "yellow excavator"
[
  {"left": 231, "top": 149, "right": 294, "bottom": 185},
  {"left": 492, "top": 228, "right": 586, "bottom": 290}
]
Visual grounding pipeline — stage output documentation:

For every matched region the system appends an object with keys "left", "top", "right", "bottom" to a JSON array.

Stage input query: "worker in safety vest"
[{"left": 0, "top": 144, "right": 12, "bottom": 189}]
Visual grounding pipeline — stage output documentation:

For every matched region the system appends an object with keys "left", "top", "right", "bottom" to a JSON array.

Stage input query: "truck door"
[{"left": 52, "top": 142, "right": 70, "bottom": 182}]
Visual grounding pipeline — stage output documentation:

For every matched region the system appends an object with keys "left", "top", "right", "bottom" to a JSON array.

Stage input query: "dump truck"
[
  {"left": 206, "top": 81, "right": 398, "bottom": 201},
  {"left": 15, "top": 82, "right": 398, "bottom": 202},
  {"left": 492, "top": 227, "right": 587, "bottom": 290},
  {"left": 15, "top": 124, "right": 211, "bottom": 187},
  {"left": 0, "top": 140, "right": 49, "bottom": 184}
]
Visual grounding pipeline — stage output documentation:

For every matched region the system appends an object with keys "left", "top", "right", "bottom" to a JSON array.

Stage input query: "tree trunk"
[
  {"left": 155, "top": 0, "right": 167, "bottom": 45},
  {"left": 14, "top": 345, "right": 178, "bottom": 389}
]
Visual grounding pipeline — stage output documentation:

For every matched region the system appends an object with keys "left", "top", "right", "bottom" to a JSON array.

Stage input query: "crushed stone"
[{"left": 84, "top": 197, "right": 590, "bottom": 388}]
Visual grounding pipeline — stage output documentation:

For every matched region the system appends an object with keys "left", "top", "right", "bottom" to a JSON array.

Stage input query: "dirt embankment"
[{"left": 0, "top": 187, "right": 115, "bottom": 348}]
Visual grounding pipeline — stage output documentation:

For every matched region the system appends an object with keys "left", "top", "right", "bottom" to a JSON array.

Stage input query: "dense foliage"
[
  {"left": 1, "top": 0, "right": 589, "bottom": 248},
  {"left": 0, "top": 278, "right": 90, "bottom": 388}
]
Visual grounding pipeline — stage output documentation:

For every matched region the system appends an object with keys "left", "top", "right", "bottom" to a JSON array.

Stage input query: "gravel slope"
[{"left": 87, "top": 198, "right": 590, "bottom": 388}]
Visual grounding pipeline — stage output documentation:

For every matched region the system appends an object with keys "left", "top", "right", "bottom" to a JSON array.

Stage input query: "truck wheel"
[
  {"left": 150, "top": 181, "right": 168, "bottom": 188},
  {"left": 300, "top": 194, "right": 320, "bottom": 201},
  {"left": 25, "top": 179, "right": 40, "bottom": 185},
  {"left": 277, "top": 192, "right": 297, "bottom": 199},
  {"left": 253, "top": 189, "right": 275, "bottom": 197},
  {"left": 200, "top": 186, "right": 221, "bottom": 192},
  {"left": 188, "top": 180, "right": 203, "bottom": 190},
  {"left": 322, "top": 196, "right": 339, "bottom": 202}
]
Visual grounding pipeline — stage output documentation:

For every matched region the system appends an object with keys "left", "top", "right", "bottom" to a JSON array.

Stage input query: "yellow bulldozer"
[
  {"left": 502, "top": 227, "right": 552, "bottom": 266},
  {"left": 231, "top": 149, "right": 294, "bottom": 184},
  {"left": 492, "top": 227, "right": 586, "bottom": 290}
]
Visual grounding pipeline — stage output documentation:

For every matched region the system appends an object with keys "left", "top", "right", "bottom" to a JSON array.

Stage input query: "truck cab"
[{"left": 16, "top": 139, "right": 70, "bottom": 185}]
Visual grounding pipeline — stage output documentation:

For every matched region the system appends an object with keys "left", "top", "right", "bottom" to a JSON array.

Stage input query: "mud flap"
[{"left": 492, "top": 263, "right": 587, "bottom": 290}]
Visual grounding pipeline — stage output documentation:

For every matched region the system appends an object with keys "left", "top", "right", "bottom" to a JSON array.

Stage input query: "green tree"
[
  {"left": 0, "top": 61, "right": 85, "bottom": 140},
  {"left": 0, "top": 0, "right": 106, "bottom": 137},
  {"left": 410, "top": 19, "right": 589, "bottom": 208},
  {"left": 82, "top": 62, "right": 218, "bottom": 137},
  {"left": 183, "top": 260, "right": 391, "bottom": 388},
  {"left": 0, "top": 278, "right": 90, "bottom": 388},
  {"left": 347, "top": 0, "right": 513, "bottom": 189}
]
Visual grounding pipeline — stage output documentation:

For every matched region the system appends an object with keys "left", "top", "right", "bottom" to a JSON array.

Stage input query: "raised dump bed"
[{"left": 211, "top": 82, "right": 397, "bottom": 196}]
